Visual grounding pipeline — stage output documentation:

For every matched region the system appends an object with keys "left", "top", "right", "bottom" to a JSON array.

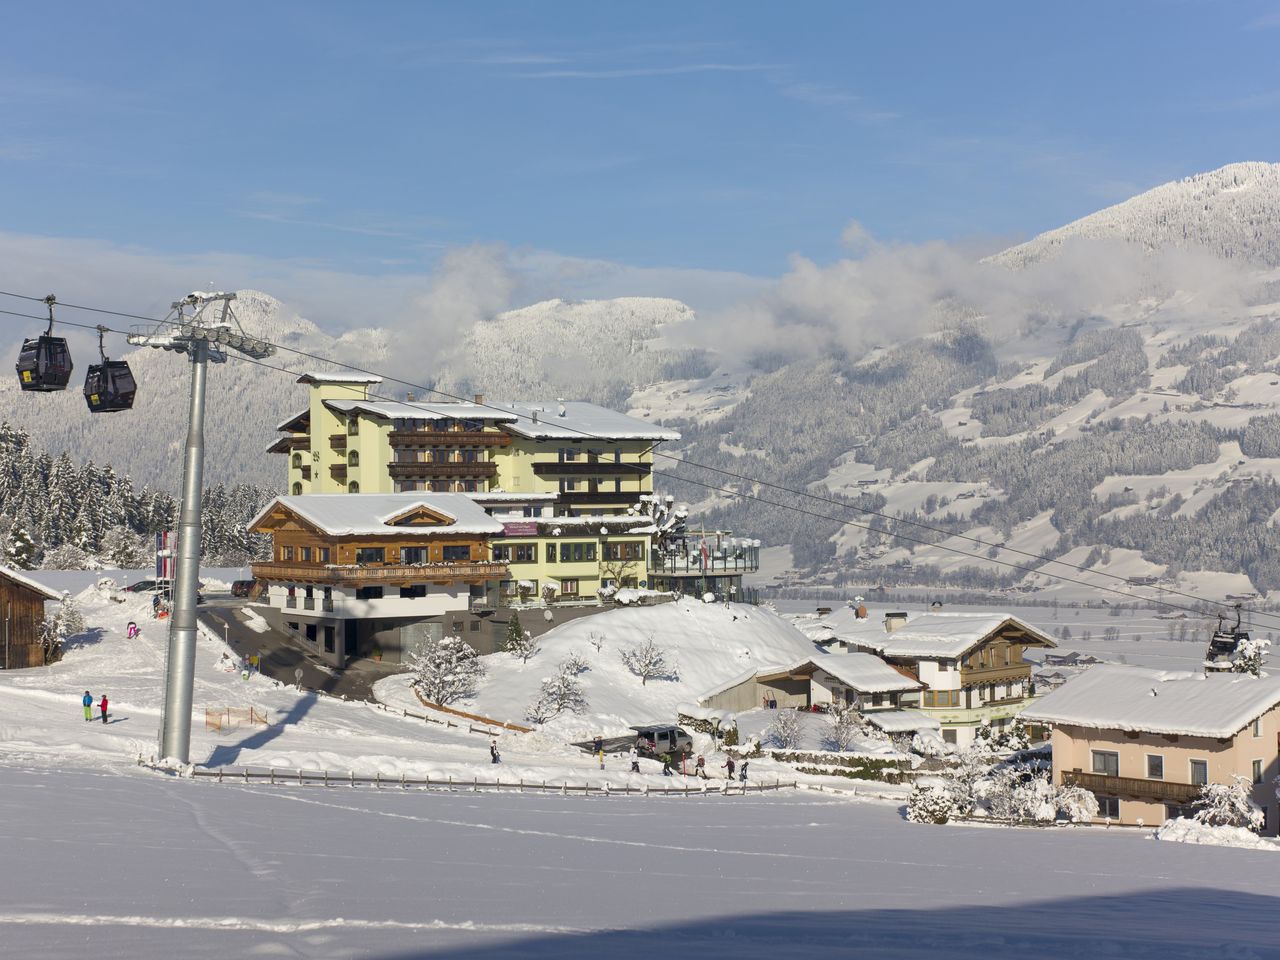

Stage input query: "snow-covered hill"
[{"left": 991, "top": 162, "right": 1280, "bottom": 268}]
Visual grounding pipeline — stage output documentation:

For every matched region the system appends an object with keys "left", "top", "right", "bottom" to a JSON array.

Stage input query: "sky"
[{"left": 2, "top": 1, "right": 1280, "bottom": 329}]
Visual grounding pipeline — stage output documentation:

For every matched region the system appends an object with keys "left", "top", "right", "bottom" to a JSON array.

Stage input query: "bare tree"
[
  {"left": 825, "top": 707, "right": 860, "bottom": 752},
  {"left": 768, "top": 709, "right": 804, "bottom": 749},
  {"left": 526, "top": 667, "right": 589, "bottom": 723},
  {"left": 619, "top": 635, "right": 671, "bottom": 686}
]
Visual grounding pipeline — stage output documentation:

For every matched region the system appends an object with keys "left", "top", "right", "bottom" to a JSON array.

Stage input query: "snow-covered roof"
[
  {"left": 696, "top": 667, "right": 759, "bottom": 704},
  {"left": 498, "top": 401, "right": 681, "bottom": 441},
  {"left": 854, "top": 613, "right": 1056, "bottom": 660},
  {"left": 816, "top": 653, "right": 923, "bottom": 693},
  {"left": 296, "top": 372, "right": 383, "bottom": 385},
  {"left": 275, "top": 408, "right": 310, "bottom": 433},
  {"left": 865, "top": 709, "right": 941, "bottom": 734},
  {"left": 249, "top": 494, "right": 504, "bottom": 538},
  {"left": 323, "top": 398, "right": 518, "bottom": 422},
  {"left": 0, "top": 566, "right": 63, "bottom": 601},
  {"left": 1022, "top": 664, "right": 1280, "bottom": 738},
  {"left": 465, "top": 492, "right": 559, "bottom": 503}
]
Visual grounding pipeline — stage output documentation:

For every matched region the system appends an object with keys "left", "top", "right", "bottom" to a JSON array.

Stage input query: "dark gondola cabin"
[
  {"left": 83, "top": 326, "right": 136, "bottom": 413},
  {"left": 16, "top": 295, "right": 73, "bottom": 392}
]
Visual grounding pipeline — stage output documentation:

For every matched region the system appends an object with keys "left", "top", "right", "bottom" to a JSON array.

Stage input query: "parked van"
[{"left": 629, "top": 724, "right": 693, "bottom": 756}]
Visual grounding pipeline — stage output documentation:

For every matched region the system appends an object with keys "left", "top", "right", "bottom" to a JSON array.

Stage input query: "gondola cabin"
[
  {"left": 16, "top": 335, "right": 73, "bottom": 391},
  {"left": 84, "top": 361, "right": 136, "bottom": 413}
]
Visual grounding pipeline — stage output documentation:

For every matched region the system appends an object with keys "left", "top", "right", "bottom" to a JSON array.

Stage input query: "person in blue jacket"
[{"left": 82, "top": 691, "right": 93, "bottom": 722}]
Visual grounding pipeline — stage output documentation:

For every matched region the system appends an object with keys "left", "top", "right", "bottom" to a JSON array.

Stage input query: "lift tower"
[{"left": 128, "top": 292, "right": 274, "bottom": 762}]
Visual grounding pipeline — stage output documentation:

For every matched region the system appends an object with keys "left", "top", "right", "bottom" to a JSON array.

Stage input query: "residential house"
[
  {"left": 697, "top": 653, "right": 922, "bottom": 715},
  {"left": 248, "top": 493, "right": 508, "bottom": 666},
  {"left": 1023, "top": 664, "right": 1280, "bottom": 834}
]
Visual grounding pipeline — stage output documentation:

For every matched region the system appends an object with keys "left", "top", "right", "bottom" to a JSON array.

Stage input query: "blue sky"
[{"left": 2, "top": 1, "right": 1280, "bottom": 323}]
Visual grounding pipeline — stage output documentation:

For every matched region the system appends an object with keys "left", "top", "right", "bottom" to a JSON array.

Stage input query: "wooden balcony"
[
  {"left": 299, "top": 466, "right": 311, "bottom": 481},
  {"left": 388, "top": 430, "right": 511, "bottom": 447},
  {"left": 532, "top": 461, "right": 651, "bottom": 477},
  {"left": 1062, "top": 769, "right": 1201, "bottom": 804},
  {"left": 252, "top": 561, "right": 510, "bottom": 584},
  {"left": 267, "top": 435, "right": 310, "bottom": 454},
  {"left": 329, "top": 433, "right": 348, "bottom": 451},
  {"left": 329, "top": 463, "right": 348, "bottom": 481},
  {"left": 388, "top": 461, "right": 498, "bottom": 479},
  {"left": 557, "top": 490, "right": 644, "bottom": 505}
]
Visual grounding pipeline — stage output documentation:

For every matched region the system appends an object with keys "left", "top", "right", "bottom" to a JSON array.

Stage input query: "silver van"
[{"left": 629, "top": 724, "right": 693, "bottom": 756}]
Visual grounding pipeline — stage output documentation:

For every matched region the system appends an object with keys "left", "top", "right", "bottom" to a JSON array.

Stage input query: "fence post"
[
  {"left": 519, "top": 779, "right": 524, "bottom": 793},
  {"left": 562, "top": 782, "right": 567, "bottom": 796},
  {"left": 350, "top": 770, "right": 355, "bottom": 787},
  {"left": 217, "top": 769, "right": 223, "bottom": 783},
  {"left": 449, "top": 774, "right": 453, "bottom": 789},
  {"left": 324, "top": 770, "right": 329, "bottom": 788},
  {"left": 401, "top": 772, "right": 406, "bottom": 789},
  {"left": 645, "top": 784, "right": 650, "bottom": 797},
  {"left": 243, "top": 769, "right": 249, "bottom": 784},
  {"left": 298, "top": 769, "right": 303, "bottom": 785},
  {"left": 473, "top": 775, "right": 478, "bottom": 792},
  {"left": 270, "top": 768, "right": 275, "bottom": 785},
  {"left": 376, "top": 771, "right": 381, "bottom": 789}
]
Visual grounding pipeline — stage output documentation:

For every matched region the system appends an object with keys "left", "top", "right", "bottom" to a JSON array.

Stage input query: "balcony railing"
[
  {"left": 388, "top": 430, "right": 511, "bottom": 447},
  {"left": 285, "top": 596, "right": 297, "bottom": 609},
  {"left": 556, "top": 490, "right": 644, "bottom": 505},
  {"left": 388, "top": 461, "right": 498, "bottom": 479},
  {"left": 322, "top": 599, "right": 334, "bottom": 612},
  {"left": 302, "top": 597, "right": 315, "bottom": 610},
  {"left": 1062, "top": 769, "right": 1202, "bottom": 804},
  {"left": 648, "top": 549, "right": 760, "bottom": 577},
  {"left": 532, "top": 461, "right": 651, "bottom": 477},
  {"left": 300, "top": 466, "right": 312, "bottom": 481},
  {"left": 329, "top": 433, "right": 348, "bottom": 451},
  {"left": 254, "top": 561, "right": 510, "bottom": 584},
  {"left": 329, "top": 463, "right": 348, "bottom": 480}
]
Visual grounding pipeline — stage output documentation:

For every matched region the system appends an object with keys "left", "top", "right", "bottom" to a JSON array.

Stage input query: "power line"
[{"left": 1, "top": 287, "right": 1273, "bottom": 627}]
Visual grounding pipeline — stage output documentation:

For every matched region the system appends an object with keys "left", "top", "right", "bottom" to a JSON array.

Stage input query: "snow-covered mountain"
[{"left": 991, "top": 161, "right": 1280, "bottom": 268}]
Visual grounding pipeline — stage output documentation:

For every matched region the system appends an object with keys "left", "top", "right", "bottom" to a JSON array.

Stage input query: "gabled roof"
[
  {"left": 854, "top": 613, "right": 1056, "bottom": 660},
  {"left": 249, "top": 494, "right": 504, "bottom": 538},
  {"left": 1023, "top": 664, "right": 1280, "bottom": 739},
  {"left": 499, "top": 401, "right": 680, "bottom": 441},
  {"left": 323, "top": 398, "right": 516, "bottom": 422},
  {"left": 275, "top": 408, "right": 310, "bottom": 433},
  {"left": 699, "top": 654, "right": 922, "bottom": 704},
  {"left": 0, "top": 565, "right": 62, "bottom": 601}
]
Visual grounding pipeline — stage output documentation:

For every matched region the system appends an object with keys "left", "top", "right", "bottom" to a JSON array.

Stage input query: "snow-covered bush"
[
  {"left": 1232, "top": 635, "right": 1270, "bottom": 677},
  {"left": 907, "top": 783, "right": 957, "bottom": 825},
  {"left": 911, "top": 730, "right": 950, "bottom": 758},
  {"left": 38, "top": 592, "right": 86, "bottom": 664},
  {"left": 999, "top": 718, "right": 1031, "bottom": 752},
  {"left": 559, "top": 651, "right": 590, "bottom": 676},
  {"left": 619, "top": 635, "right": 671, "bottom": 685},
  {"left": 1194, "top": 775, "right": 1264, "bottom": 830},
  {"left": 1056, "top": 784, "right": 1100, "bottom": 823},
  {"left": 408, "top": 634, "right": 485, "bottom": 706},
  {"left": 526, "top": 669, "right": 588, "bottom": 724},
  {"left": 824, "top": 707, "right": 861, "bottom": 752},
  {"left": 587, "top": 630, "right": 606, "bottom": 653},
  {"left": 767, "top": 709, "right": 804, "bottom": 749}
]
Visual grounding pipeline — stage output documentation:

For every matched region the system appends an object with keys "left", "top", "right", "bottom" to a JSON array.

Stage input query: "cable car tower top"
[{"left": 126, "top": 291, "right": 274, "bottom": 361}]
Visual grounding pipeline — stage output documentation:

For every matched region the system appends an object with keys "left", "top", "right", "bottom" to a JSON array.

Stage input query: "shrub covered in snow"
[
  {"left": 526, "top": 668, "right": 589, "bottom": 724},
  {"left": 1157, "top": 817, "right": 1277, "bottom": 850},
  {"left": 559, "top": 651, "right": 590, "bottom": 676},
  {"left": 907, "top": 783, "right": 958, "bottom": 825},
  {"left": 38, "top": 592, "right": 85, "bottom": 664},
  {"left": 1056, "top": 784, "right": 1100, "bottom": 823},
  {"left": 619, "top": 635, "right": 671, "bottom": 685},
  {"left": 408, "top": 634, "right": 485, "bottom": 706},
  {"left": 1232, "top": 635, "right": 1271, "bottom": 677},
  {"left": 767, "top": 709, "right": 804, "bottom": 749},
  {"left": 824, "top": 707, "right": 862, "bottom": 752},
  {"left": 1194, "top": 775, "right": 1265, "bottom": 830}
]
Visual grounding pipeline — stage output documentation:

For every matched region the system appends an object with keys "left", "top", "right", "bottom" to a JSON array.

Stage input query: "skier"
[
  {"left": 739, "top": 760, "right": 749, "bottom": 783},
  {"left": 489, "top": 739, "right": 500, "bottom": 764},
  {"left": 695, "top": 755, "right": 708, "bottom": 779},
  {"left": 82, "top": 691, "right": 93, "bottom": 722},
  {"left": 660, "top": 753, "right": 673, "bottom": 777},
  {"left": 629, "top": 746, "right": 640, "bottom": 773},
  {"left": 99, "top": 694, "right": 109, "bottom": 724},
  {"left": 722, "top": 756, "right": 736, "bottom": 779},
  {"left": 126, "top": 621, "right": 138, "bottom": 639},
  {"left": 593, "top": 735, "right": 604, "bottom": 770}
]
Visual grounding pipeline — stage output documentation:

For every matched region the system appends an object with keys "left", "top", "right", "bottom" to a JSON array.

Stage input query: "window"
[
  {"left": 401, "top": 546, "right": 429, "bottom": 564},
  {"left": 355, "top": 586, "right": 384, "bottom": 600},
  {"left": 355, "top": 547, "right": 385, "bottom": 564},
  {"left": 1166, "top": 802, "right": 1196, "bottom": 821},
  {"left": 348, "top": 481, "right": 360, "bottom": 493},
  {"left": 323, "top": 627, "right": 335, "bottom": 654},
  {"left": 347, "top": 418, "right": 359, "bottom": 436},
  {"left": 925, "top": 690, "right": 958, "bottom": 708},
  {"left": 318, "top": 547, "right": 330, "bottom": 563},
  {"left": 282, "top": 546, "right": 294, "bottom": 561},
  {"left": 1190, "top": 759, "right": 1208, "bottom": 786},
  {"left": 872, "top": 693, "right": 886, "bottom": 707},
  {"left": 559, "top": 447, "right": 580, "bottom": 462},
  {"left": 292, "top": 452, "right": 302, "bottom": 468},
  {"left": 492, "top": 544, "right": 511, "bottom": 562},
  {"left": 469, "top": 620, "right": 481, "bottom": 633},
  {"left": 349, "top": 450, "right": 359, "bottom": 467},
  {"left": 1146, "top": 755, "right": 1164, "bottom": 780},
  {"left": 292, "top": 482, "right": 302, "bottom": 495},
  {"left": 560, "top": 479, "right": 579, "bottom": 492},
  {"left": 1091, "top": 751, "right": 1120, "bottom": 777},
  {"left": 941, "top": 729, "right": 957, "bottom": 745},
  {"left": 602, "top": 541, "right": 645, "bottom": 561},
  {"left": 937, "top": 661, "right": 949, "bottom": 673},
  {"left": 301, "top": 547, "right": 312, "bottom": 562},
  {"left": 399, "top": 585, "right": 428, "bottom": 599},
  {"left": 451, "top": 620, "right": 463, "bottom": 634},
  {"left": 512, "top": 544, "right": 537, "bottom": 563},
  {"left": 546, "top": 543, "right": 557, "bottom": 562},
  {"left": 1097, "top": 796, "right": 1120, "bottom": 820},
  {"left": 443, "top": 545, "right": 471, "bottom": 562},
  {"left": 560, "top": 578, "right": 579, "bottom": 596},
  {"left": 1253, "top": 759, "right": 1264, "bottom": 785},
  {"left": 559, "top": 542, "right": 597, "bottom": 563},
  {"left": 1253, "top": 717, "right": 1263, "bottom": 738}
]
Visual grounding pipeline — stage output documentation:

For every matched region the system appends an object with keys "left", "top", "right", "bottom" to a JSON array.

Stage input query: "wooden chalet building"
[
  {"left": 248, "top": 493, "right": 509, "bottom": 666},
  {"left": 0, "top": 564, "right": 62, "bottom": 669}
]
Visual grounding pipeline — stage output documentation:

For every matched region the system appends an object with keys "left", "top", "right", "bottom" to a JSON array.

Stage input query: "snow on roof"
[
  {"left": 0, "top": 565, "right": 63, "bottom": 601},
  {"left": 275, "top": 408, "right": 309, "bottom": 432},
  {"left": 865, "top": 709, "right": 941, "bottom": 734},
  {"left": 296, "top": 372, "right": 383, "bottom": 385},
  {"left": 465, "top": 492, "right": 559, "bottom": 503},
  {"left": 855, "top": 613, "right": 1056, "bottom": 659},
  {"left": 499, "top": 401, "right": 681, "bottom": 441},
  {"left": 1022, "top": 664, "right": 1280, "bottom": 738},
  {"left": 696, "top": 667, "right": 760, "bottom": 704},
  {"left": 250, "top": 494, "right": 504, "bottom": 538},
  {"left": 324, "top": 398, "right": 518, "bottom": 422},
  {"left": 817, "top": 653, "right": 924, "bottom": 693}
]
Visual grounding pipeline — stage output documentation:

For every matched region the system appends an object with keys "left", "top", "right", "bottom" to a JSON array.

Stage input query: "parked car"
[
  {"left": 629, "top": 724, "right": 694, "bottom": 757},
  {"left": 230, "top": 579, "right": 257, "bottom": 598},
  {"left": 125, "top": 579, "right": 158, "bottom": 593}
]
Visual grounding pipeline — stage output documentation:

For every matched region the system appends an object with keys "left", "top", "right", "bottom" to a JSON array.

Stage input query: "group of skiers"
[
  {"left": 81, "top": 691, "right": 108, "bottom": 724},
  {"left": 592, "top": 734, "right": 749, "bottom": 782}
]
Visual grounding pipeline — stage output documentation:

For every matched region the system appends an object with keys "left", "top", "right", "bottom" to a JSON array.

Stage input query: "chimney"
[
  {"left": 474, "top": 393, "right": 484, "bottom": 404},
  {"left": 884, "top": 611, "right": 908, "bottom": 634},
  {"left": 406, "top": 391, "right": 415, "bottom": 402}
]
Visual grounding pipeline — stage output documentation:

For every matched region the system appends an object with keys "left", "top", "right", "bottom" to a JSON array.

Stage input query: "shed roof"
[
  {"left": 0, "top": 565, "right": 62, "bottom": 601},
  {"left": 249, "top": 493, "right": 504, "bottom": 538}
]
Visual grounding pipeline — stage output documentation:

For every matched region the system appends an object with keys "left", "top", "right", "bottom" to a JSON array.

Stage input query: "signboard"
[{"left": 502, "top": 521, "right": 539, "bottom": 537}]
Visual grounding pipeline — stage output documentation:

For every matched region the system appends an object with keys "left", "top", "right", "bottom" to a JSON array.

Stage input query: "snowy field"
[
  {"left": 6, "top": 579, "right": 1280, "bottom": 957},
  {"left": 4, "top": 763, "right": 1279, "bottom": 960}
]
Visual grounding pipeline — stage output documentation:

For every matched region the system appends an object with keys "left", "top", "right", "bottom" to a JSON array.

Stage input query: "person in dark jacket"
[
  {"left": 82, "top": 691, "right": 93, "bottom": 722},
  {"left": 739, "top": 760, "right": 749, "bottom": 782},
  {"left": 722, "top": 757, "right": 736, "bottom": 779},
  {"left": 99, "top": 694, "right": 109, "bottom": 724},
  {"left": 489, "top": 740, "right": 500, "bottom": 763}
]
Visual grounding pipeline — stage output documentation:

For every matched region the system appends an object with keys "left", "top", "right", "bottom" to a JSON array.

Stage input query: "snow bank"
[{"left": 1155, "top": 818, "right": 1279, "bottom": 852}]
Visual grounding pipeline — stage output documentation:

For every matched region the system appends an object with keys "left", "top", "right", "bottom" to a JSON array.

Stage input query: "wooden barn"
[{"left": 0, "top": 565, "right": 61, "bottom": 669}]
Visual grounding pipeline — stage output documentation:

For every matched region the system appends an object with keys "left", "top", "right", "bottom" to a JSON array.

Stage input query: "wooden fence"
[
  {"left": 180, "top": 764, "right": 798, "bottom": 797},
  {"left": 204, "top": 706, "right": 269, "bottom": 732}
]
